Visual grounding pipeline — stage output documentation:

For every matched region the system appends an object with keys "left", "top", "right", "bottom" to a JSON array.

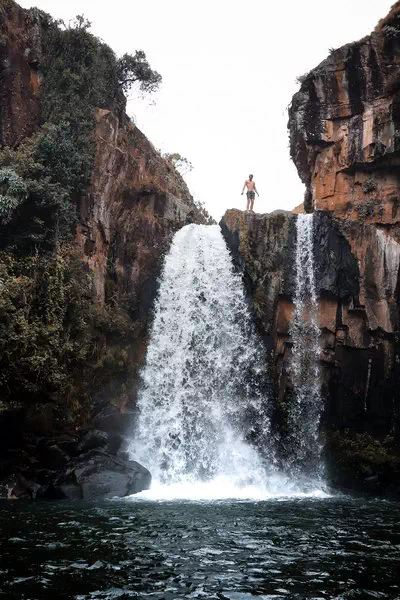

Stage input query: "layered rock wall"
[{"left": 289, "top": 2, "right": 400, "bottom": 221}]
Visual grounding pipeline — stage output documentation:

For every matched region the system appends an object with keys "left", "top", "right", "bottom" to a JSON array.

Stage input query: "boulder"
[
  {"left": 51, "top": 451, "right": 151, "bottom": 500},
  {"left": 77, "top": 430, "right": 109, "bottom": 453}
]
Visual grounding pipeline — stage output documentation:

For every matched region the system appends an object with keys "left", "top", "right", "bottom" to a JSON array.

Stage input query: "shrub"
[
  {"left": 362, "top": 176, "right": 377, "bottom": 193},
  {"left": 0, "top": 168, "right": 28, "bottom": 223},
  {"left": 295, "top": 72, "right": 310, "bottom": 85},
  {"left": 163, "top": 152, "right": 193, "bottom": 175},
  {"left": 355, "top": 199, "right": 376, "bottom": 220},
  {"left": 0, "top": 126, "right": 79, "bottom": 251},
  {"left": 0, "top": 249, "right": 139, "bottom": 425}
]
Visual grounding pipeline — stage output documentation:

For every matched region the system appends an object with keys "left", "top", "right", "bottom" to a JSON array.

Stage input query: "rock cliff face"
[
  {"left": 289, "top": 2, "right": 400, "bottom": 221},
  {"left": 0, "top": 1, "right": 42, "bottom": 146},
  {"left": 79, "top": 109, "right": 203, "bottom": 310},
  {"left": 222, "top": 3, "right": 400, "bottom": 494}
]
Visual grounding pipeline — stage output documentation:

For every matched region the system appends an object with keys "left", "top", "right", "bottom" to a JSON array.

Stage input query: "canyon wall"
[{"left": 222, "top": 3, "right": 400, "bottom": 494}]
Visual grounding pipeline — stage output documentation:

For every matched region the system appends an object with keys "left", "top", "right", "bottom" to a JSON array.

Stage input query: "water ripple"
[{"left": 1, "top": 496, "right": 400, "bottom": 599}]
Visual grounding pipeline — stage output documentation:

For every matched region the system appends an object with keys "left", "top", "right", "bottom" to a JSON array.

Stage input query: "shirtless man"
[{"left": 241, "top": 174, "right": 259, "bottom": 211}]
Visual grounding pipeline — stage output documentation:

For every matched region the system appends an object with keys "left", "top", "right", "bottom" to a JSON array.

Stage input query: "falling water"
[
  {"left": 288, "top": 213, "right": 323, "bottom": 478},
  {"left": 131, "top": 224, "right": 324, "bottom": 499}
]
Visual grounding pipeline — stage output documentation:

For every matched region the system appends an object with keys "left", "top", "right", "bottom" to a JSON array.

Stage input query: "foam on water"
[{"left": 131, "top": 476, "right": 330, "bottom": 502}]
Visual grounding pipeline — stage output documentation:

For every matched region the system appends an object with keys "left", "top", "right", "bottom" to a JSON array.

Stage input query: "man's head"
[{"left": 249, "top": 174, "right": 253, "bottom": 180}]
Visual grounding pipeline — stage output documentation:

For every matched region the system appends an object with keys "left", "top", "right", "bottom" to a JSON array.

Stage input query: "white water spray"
[
  {"left": 130, "top": 223, "right": 327, "bottom": 500},
  {"left": 288, "top": 214, "right": 323, "bottom": 477}
]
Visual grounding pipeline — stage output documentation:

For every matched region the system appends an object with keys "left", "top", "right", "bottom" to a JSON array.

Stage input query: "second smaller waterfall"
[{"left": 287, "top": 214, "right": 323, "bottom": 477}]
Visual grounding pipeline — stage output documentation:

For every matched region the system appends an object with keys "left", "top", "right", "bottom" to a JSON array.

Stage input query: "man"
[{"left": 241, "top": 174, "right": 259, "bottom": 211}]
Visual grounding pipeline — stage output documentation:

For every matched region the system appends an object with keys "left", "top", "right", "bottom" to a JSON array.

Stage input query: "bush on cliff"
[
  {"left": 0, "top": 124, "right": 80, "bottom": 251},
  {"left": 327, "top": 431, "right": 400, "bottom": 492},
  {"left": 0, "top": 12, "right": 162, "bottom": 254},
  {"left": 0, "top": 248, "right": 139, "bottom": 427}
]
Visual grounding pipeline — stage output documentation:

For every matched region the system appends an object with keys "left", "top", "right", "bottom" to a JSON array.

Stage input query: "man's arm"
[
  {"left": 241, "top": 181, "right": 247, "bottom": 195},
  {"left": 254, "top": 184, "right": 259, "bottom": 196}
]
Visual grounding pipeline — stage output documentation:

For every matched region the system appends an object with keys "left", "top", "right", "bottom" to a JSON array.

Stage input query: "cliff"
[
  {"left": 289, "top": 2, "right": 400, "bottom": 220},
  {"left": 221, "top": 3, "right": 400, "bottom": 495},
  {"left": 0, "top": 0, "right": 207, "bottom": 498}
]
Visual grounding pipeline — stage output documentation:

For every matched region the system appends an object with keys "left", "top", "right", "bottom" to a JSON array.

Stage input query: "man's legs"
[
  {"left": 250, "top": 195, "right": 255, "bottom": 211},
  {"left": 246, "top": 193, "right": 251, "bottom": 210}
]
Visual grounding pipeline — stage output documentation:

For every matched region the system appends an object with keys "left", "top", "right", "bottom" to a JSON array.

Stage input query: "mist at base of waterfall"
[{"left": 130, "top": 474, "right": 330, "bottom": 502}]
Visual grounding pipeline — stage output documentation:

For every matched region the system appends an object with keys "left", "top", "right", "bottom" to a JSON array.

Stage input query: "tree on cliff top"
[
  {"left": 117, "top": 51, "right": 162, "bottom": 95},
  {"left": 163, "top": 152, "right": 193, "bottom": 176}
]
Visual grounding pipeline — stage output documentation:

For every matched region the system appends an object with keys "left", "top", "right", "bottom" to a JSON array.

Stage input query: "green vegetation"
[
  {"left": 0, "top": 248, "right": 138, "bottom": 426},
  {"left": 0, "top": 12, "right": 160, "bottom": 426},
  {"left": 328, "top": 431, "right": 400, "bottom": 489},
  {"left": 117, "top": 51, "right": 162, "bottom": 95},
  {"left": 0, "top": 168, "right": 28, "bottom": 223},
  {"left": 355, "top": 199, "right": 376, "bottom": 221}
]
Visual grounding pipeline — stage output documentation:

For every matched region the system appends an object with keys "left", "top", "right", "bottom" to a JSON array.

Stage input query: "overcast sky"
[{"left": 19, "top": 0, "right": 394, "bottom": 220}]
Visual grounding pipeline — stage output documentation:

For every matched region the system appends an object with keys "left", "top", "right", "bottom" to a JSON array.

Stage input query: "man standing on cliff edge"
[{"left": 241, "top": 174, "right": 259, "bottom": 211}]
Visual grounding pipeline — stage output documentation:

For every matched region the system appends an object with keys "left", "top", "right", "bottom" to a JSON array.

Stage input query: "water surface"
[{"left": 1, "top": 496, "right": 400, "bottom": 599}]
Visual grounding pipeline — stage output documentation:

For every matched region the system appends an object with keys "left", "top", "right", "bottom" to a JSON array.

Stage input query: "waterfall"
[
  {"left": 131, "top": 224, "right": 277, "bottom": 496},
  {"left": 287, "top": 213, "right": 323, "bottom": 477},
  {"left": 130, "top": 222, "right": 326, "bottom": 499}
]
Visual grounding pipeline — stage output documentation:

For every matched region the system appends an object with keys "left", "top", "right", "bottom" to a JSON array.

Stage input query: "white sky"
[{"left": 19, "top": 0, "right": 394, "bottom": 220}]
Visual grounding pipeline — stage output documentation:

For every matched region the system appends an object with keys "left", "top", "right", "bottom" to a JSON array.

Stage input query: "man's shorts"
[{"left": 247, "top": 191, "right": 255, "bottom": 200}]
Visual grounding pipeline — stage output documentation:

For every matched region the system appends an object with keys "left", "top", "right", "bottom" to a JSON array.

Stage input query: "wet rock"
[
  {"left": 220, "top": 209, "right": 297, "bottom": 336},
  {"left": 77, "top": 430, "right": 109, "bottom": 453},
  {"left": 313, "top": 213, "right": 359, "bottom": 299},
  {"left": 0, "top": 474, "right": 41, "bottom": 500},
  {"left": 92, "top": 408, "right": 137, "bottom": 435},
  {"left": 107, "top": 433, "right": 125, "bottom": 455},
  {"left": 55, "top": 483, "right": 82, "bottom": 501},
  {"left": 56, "top": 435, "right": 79, "bottom": 457},
  {"left": 51, "top": 452, "right": 150, "bottom": 500},
  {"left": 40, "top": 444, "right": 70, "bottom": 470},
  {"left": 220, "top": 206, "right": 400, "bottom": 494}
]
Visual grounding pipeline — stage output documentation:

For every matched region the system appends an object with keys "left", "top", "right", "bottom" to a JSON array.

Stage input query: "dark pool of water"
[{"left": 1, "top": 496, "right": 400, "bottom": 599}]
